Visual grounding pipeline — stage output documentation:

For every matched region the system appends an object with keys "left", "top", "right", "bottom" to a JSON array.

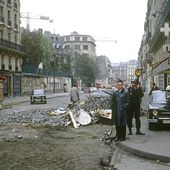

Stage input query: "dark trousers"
[
  {"left": 127, "top": 105, "right": 141, "bottom": 131},
  {"left": 115, "top": 125, "right": 126, "bottom": 139}
]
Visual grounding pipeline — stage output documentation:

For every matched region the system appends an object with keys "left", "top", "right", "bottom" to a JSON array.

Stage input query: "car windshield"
[
  {"left": 151, "top": 91, "right": 166, "bottom": 104},
  {"left": 33, "top": 89, "right": 44, "bottom": 95}
]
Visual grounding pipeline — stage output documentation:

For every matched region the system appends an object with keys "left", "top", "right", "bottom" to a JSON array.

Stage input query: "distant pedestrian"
[
  {"left": 63, "top": 83, "right": 67, "bottom": 92},
  {"left": 127, "top": 79, "right": 145, "bottom": 135},
  {"left": 149, "top": 83, "right": 159, "bottom": 95},
  {"left": 70, "top": 82, "right": 79, "bottom": 103},
  {"left": 111, "top": 79, "right": 128, "bottom": 141}
]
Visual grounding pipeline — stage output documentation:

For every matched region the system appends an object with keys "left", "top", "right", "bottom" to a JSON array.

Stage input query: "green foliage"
[
  {"left": 75, "top": 53, "right": 99, "bottom": 85},
  {"left": 21, "top": 29, "right": 54, "bottom": 69}
]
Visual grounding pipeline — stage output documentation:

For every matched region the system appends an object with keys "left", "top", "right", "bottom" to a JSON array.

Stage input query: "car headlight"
[{"left": 153, "top": 109, "right": 158, "bottom": 116}]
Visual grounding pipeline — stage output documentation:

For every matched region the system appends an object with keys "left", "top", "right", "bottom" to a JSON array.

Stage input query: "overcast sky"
[{"left": 20, "top": 0, "right": 148, "bottom": 63}]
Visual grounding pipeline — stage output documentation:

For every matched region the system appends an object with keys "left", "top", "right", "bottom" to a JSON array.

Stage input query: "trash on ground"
[
  {"left": 76, "top": 109, "right": 91, "bottom": 125},
  {"left": 44, "top": 95, "right": 112, "bottom": 128}
]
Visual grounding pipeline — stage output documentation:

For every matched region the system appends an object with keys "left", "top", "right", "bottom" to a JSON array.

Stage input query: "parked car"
[
  {"left": 30, "top": 89, "right": 47, "bottom": 104},
  {"left": 148, "top": 90, "right": 170, "bottom": 130}
]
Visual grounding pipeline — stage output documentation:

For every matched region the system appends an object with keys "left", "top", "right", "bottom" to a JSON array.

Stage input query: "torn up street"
[{"left": 0, "top": 94, "right": 116, "bottom": 170}]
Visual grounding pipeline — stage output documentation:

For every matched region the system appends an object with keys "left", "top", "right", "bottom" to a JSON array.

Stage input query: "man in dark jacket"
[
  {"left": 149, "top": 82, "right": 159, "bottom": 95},
  {"left": 111, "top": 79, "right": 128, "bottom": 141},
  {"left": 127, "top": 79, "right": 145, "bottom": 135}
]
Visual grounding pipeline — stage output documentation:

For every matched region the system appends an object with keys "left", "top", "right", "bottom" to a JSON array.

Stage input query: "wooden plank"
[{"left": 68, "top": 111, "right": 79, "bottom": 128}]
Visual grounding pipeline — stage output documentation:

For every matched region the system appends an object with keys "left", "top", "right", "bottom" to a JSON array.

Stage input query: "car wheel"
[{"left": 148, "top": 122, "right": 157, "bottom": 130}]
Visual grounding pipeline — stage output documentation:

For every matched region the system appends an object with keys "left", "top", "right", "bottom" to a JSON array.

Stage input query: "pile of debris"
[
  {"left": 49, "top": 95, "right": 113, "bottom": 128},
  {"left": 0, "top": 95, "right": 113, "bottom": 128}
]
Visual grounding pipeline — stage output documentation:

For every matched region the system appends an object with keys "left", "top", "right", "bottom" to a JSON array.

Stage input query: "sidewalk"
[
  {"left": 118, "top": 116, "right": 170, "bottom": 163},
  {"left": 117, "top": 91, "right": 170, "bottom": 163},
  {"left": 2, "top": 92, "right": 170, "bottom": 163}
]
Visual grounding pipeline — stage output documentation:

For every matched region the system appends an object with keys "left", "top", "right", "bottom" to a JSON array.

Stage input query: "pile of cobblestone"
[
  {"left": 82, "top": 96, "right": 112, "bottom": 111},
  {"left": 0, "top": 96, "right": 112, "bottom": 127},
  {"left": 0, "top": 109, "right": 69, "bottom": 126}
]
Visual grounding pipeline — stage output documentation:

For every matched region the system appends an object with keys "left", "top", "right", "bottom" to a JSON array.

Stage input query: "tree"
[
  {"left": 75, "top": 53, "right": 99, "bottom": 86},
  {"left": 21, "top": 29, "right": 54, "bottom": 70}
]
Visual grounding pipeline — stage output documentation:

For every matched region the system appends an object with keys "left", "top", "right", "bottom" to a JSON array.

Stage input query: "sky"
[{"left": 20, "top": 0, "right": 148, "bottom": 63}]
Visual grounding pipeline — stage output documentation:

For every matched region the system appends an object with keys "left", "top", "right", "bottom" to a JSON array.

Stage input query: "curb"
[
  {"left": 118, "top": 142, "right": 170, "bottom": 163},
  {"left": 2, "top": 93, "right": 71, "bottom": 107}
]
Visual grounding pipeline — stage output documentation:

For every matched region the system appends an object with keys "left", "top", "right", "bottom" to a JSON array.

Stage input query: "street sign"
[{"left": 135, "top": 68, "right": 142, "bottom": 77}]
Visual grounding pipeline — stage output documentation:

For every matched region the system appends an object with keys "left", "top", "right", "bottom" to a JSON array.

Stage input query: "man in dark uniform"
[
  {"left": 111, "top": 79, "right": 128, "bottom": 141},
  {"left": 127, "top": 79, "right": 145, "bottom": 135}
]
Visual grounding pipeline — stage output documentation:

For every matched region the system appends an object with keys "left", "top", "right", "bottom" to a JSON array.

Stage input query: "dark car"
[
  {"left": 30, "top": 89, "right": 47, "bottom": 104},
  {"left": 148, "top": 90, "right": 170, "bottom": 130}
]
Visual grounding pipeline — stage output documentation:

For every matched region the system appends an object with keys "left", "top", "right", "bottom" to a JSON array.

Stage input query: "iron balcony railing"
[{"left": 0, "top": 38, "right": 25, "bottom": 54}]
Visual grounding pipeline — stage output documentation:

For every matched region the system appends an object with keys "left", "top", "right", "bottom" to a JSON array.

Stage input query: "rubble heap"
[
  {"left": 0, "top": 96, "right": 113, "bottom": 127},
  {"left": 69, "top": 96, "right": 112, "bottom": 112}
]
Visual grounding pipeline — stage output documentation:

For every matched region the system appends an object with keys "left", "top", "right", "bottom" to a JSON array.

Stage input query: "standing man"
[
  {"left": 70, "top": 82, "right": 79, "bottom": 103},
  {"left": 149, "top": 82, "right": 159, "bottom": 95},
  {"left": 111, "top": 79, "right": 128, "bottom": 141},
  {"left": 127, "top": 79, "right": 145, "bottom": 135}
]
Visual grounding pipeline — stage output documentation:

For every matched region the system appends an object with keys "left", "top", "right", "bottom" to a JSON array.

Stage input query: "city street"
[{"left": 0, "top": 93, "right": 170, "bottom": 169}]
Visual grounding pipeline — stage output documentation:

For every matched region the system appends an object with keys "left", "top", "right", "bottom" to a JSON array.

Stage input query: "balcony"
[{"left": 0, "top": 38, "right": 25, "bottom": 54}]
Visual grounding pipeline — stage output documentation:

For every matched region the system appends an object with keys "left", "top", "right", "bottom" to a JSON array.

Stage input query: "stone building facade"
[
  {"left": 112, "top": 60, "right": 139, "bottom": 85},
  {"left": 45, "top": 31, "right": 96, "bottom": 59},
  {"left": 0, "top": 0, "right": 24, "bottom": 97},
  {"left": 96, "top": 55, "right": 112, "bottom": 85},
  {"left": 139, "top": 0, "right": 170, "bottom": 92}
]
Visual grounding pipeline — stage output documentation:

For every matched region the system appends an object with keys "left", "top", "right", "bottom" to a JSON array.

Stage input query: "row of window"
[
  {"left": 0, "top": 56, "right": 21, "bottom": 72},
  {"left": 65, "top": 44, "right": 89, "bottom": 50},
  {"left": 0, "top": 30, "right": 18, "bottom": 43},
  {"left": 50, "top": 36, "right": 90, "bottom": 43},
  {"left": 0, "top": 2, "right": 19, "bottom": 28},
  {"left": 1, "top": 64, "right": 19, "bottom": 71},
  {"left": 65, "top": 36, "right": 88, "bottom": 42}
]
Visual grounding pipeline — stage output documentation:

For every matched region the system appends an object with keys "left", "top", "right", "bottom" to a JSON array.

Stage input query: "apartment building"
[
  {"left": 139, "top": 0, "right": 170, "bottom": 91},
  {"left": 62, "top": 31, "right": 96, "bottom": 58},
  {"left": 112, "top": 62, "right": 127, "bottom": 84},
  {"left": 0, "top": 0, "right": 24, "bottom": 97},
  {"left": 44, "top": 31, "right": 96, "bottom": 85},
  {"left": 127, "top": 60, "right": 139, "bottom": 83},
  {"left": 112, "top": 60, "right": 139, "bottom": 85},
  {"left": 96, "top": 55, "right": 112, "bottom": 85}
]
